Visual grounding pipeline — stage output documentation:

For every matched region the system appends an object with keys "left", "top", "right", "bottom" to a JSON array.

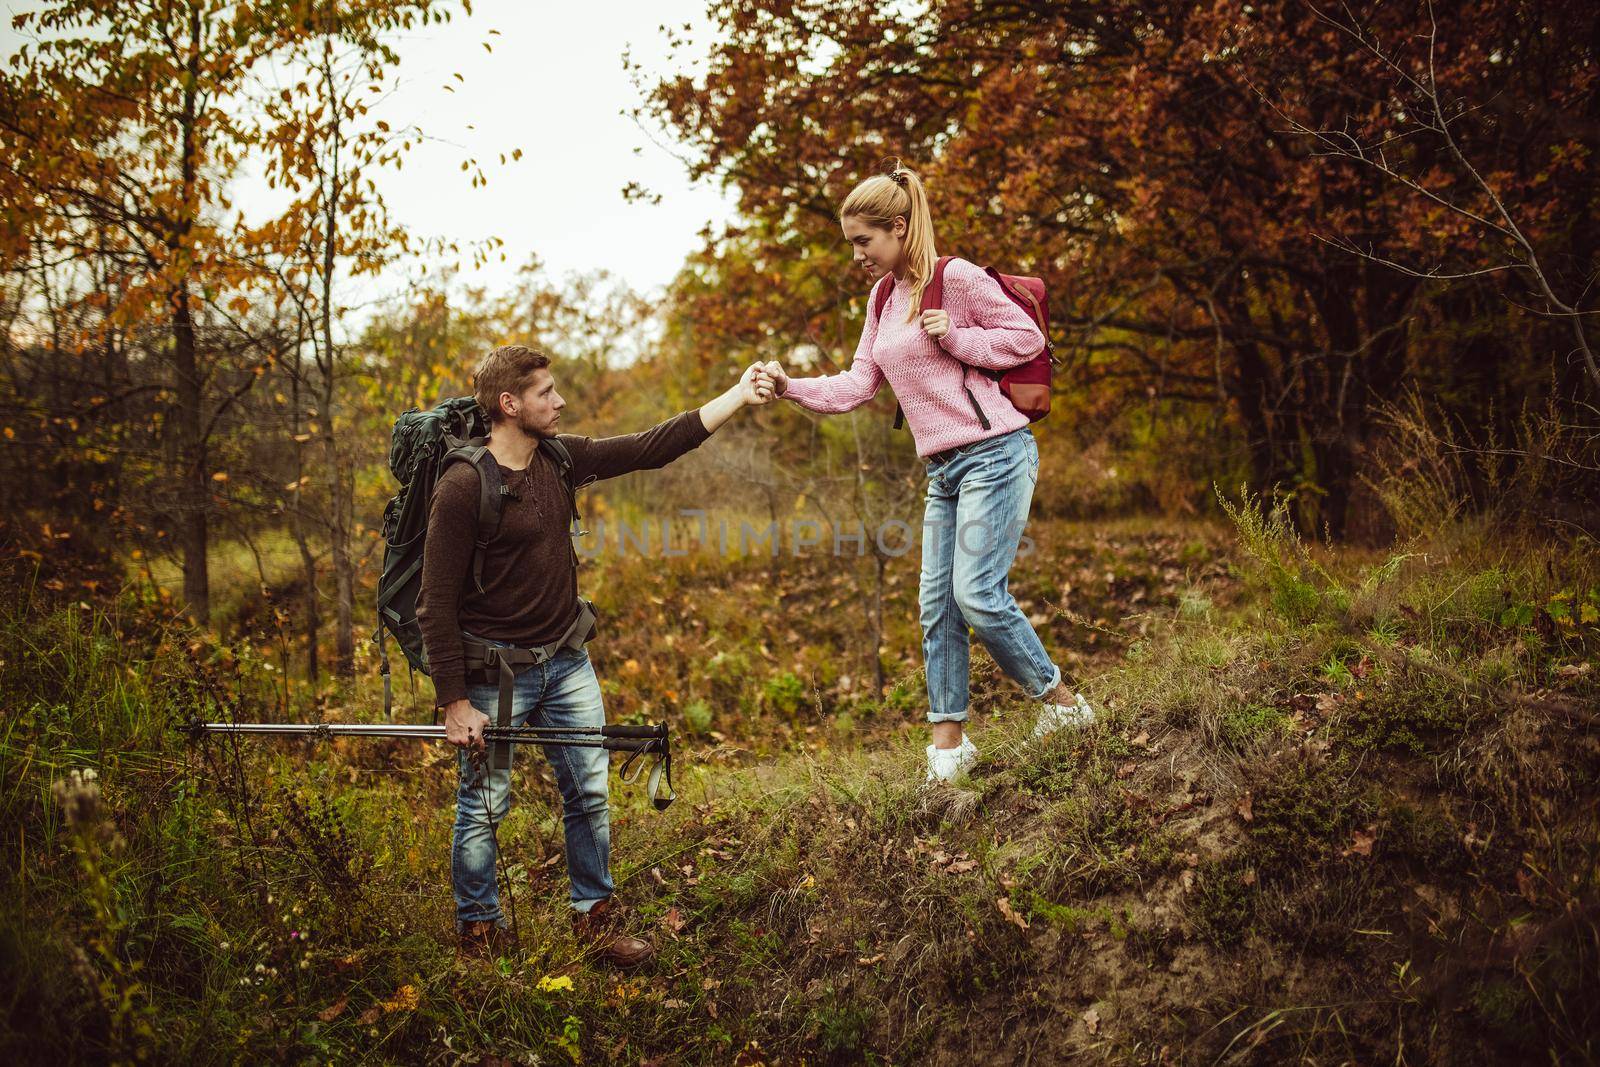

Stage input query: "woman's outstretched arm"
[{"left": 767, "top": 279, "right": 889, "bottom": 413}]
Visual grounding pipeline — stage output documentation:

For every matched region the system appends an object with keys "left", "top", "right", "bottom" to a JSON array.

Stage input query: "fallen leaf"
[
  {"left": 856, "top": 954, "right": 884, "bottom": 966},
  {"left": 662, "top": 998, "right": 688, "bottom": 1009},
  {"left": 1235, "top": 792, "right": 1254, "bottom": 822},
  {"left": 536, "top": 975, "right": 573, "bottom": 993},
  {"left": 1082, "top": 1007, "right": 1101, "bottom": 1034},
  {"left": 317, "top": 995, "right": 348, "bottom": 1022},
  {"left": 382, "top": 983, "right": 419, "bottom": 1013},
  {"left": 660, "top": 907, "right": 686, "bottom": 936},
  {"left": 1179, "top": 869, "right": 1195, "bottom": 893},
  {"left": 947, "top": 858, "right": 979, "bottom": 875},
  {"left": 356, "top": 1005, "right": 382, "bottom": 1026},
  {"left": 1241, "top": 867, "right": 1258, "bottom": 887},
  {"left": 1131, "top": 730, "right": 1151, "bottom": 748},
  {"left": 1343, "top": 824, "right": 1377, "bottom": 858},
  {"left": 996, "top": 897, "right": 1030, "bottom": 931},
  {"left": 1116, "top": 761, "right": 1138, "bottom": 779}
]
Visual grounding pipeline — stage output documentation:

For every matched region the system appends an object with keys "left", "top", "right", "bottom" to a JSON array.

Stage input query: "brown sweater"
[{"left": 417, "top": 410, "right": 712, "bottom": 705}]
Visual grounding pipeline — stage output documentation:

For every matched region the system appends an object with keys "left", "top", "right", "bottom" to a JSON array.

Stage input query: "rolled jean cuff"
[
  {"left": 926, "top": 708, "right": 969, "bottom": 724},
  {"left": 571, "top": 896, "right": 607, "bottom": 914},
  {"left": 1028, "top": 664, "right": 1064, "bottom": 702}
]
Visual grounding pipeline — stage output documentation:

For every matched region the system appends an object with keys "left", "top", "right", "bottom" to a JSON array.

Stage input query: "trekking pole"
[{"left": 186, "top": 720, "right": 675, "bottom": 809}]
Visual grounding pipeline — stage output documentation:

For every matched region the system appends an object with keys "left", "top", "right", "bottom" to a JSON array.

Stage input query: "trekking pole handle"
[{"left": 601, "top": 724, "right": 667, "bottom": 740}]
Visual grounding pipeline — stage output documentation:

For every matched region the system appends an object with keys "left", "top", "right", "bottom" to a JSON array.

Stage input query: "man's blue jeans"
[
  {"left": 454, "top": 644, "right": 612, "bottom": 926},
  {"left": 920, "top": 426, "right": 1063, "bottom": 722}
]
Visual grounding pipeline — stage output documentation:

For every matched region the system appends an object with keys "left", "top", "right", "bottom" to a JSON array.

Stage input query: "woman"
[{"left": 756, "top": 162, "right": 1095, "bottom": 783}]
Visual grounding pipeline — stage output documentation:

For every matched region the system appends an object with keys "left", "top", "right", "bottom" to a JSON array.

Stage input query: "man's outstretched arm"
[{"left": 564, "top": 363, "right": 772, "bottom": 484}]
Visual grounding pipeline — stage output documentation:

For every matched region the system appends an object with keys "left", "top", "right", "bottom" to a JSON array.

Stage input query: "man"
[{"left": 418, "top": 344, "right": 773, "bottom": 965}]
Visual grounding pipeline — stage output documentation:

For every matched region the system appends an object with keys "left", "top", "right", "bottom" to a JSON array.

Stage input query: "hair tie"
[{"left": 878, "top": 155, "right": 909, "bottom": 186}]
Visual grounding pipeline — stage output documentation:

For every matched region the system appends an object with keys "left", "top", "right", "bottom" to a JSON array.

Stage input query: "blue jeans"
[
  {"left": 920, "top": 427, "right": 1062, "bottom": 723},
  {"left": 454, "top": 644, "right": 612, "bottom": 925}
]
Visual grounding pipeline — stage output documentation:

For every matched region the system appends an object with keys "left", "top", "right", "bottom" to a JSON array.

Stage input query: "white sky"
[{"left": 1, "top": 1, "right": 735, "bottom": 302}]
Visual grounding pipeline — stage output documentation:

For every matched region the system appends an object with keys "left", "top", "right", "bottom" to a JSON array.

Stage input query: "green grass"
[{"left": 4, "top": 505, "right": 1599, "bottom": 1063}]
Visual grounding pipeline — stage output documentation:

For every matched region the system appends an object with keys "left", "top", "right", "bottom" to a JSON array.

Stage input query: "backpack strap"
[
  {"left": 891, "top": 257, "right": 967, "bottom": 431},
  {"left": 442, "top": 442, "right": 510, "bottom": 595},
  {"left": 870, "top": 275, "right": 906, "bottom": 430},
  {"left": 538, "top": 436, "right": 584, "bottom": 565},
  {"left": 921, "top": 255, "right": 954, "bottom": 313},
  {"left": 871, "top": 273, "right": 894, "bottom": 322}
]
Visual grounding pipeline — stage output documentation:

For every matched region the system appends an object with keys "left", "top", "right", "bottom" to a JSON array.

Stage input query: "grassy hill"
[{"left": 2, "top": 501, "right": 1597, "bottom": 1064}]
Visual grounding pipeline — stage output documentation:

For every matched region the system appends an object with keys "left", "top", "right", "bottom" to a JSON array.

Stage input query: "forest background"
[{"left": 2, "top": 1, "right": 1598, "bottom": 1063}]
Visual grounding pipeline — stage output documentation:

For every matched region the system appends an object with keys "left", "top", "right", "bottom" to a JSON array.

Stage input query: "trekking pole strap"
[{"left": 615, "top": 724, "right": 674, "bottom": 810}]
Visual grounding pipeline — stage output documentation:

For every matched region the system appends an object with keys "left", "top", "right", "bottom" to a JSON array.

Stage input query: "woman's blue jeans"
[
  {"left": 454, "top": 644, "right": 612, "bottom": 926},
  {"left": 920, "top": 426, "right": 1062, "bottom": 722}
]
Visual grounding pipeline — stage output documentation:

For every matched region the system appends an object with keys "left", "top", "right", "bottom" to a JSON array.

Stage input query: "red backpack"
[{"left": 874, "top": 255, "right": 1055, "bottom": 431}]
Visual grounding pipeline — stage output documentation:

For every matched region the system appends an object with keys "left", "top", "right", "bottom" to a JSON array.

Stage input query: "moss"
[
  {"left": 1217, "top": 702, "right": 1289, "bottom": 752},
  {"left": 808, "top": 994, "right": 876, "bottom": 1056},
  {"left": 1186, "top": 856, "right": 1258, "bottom": 949},
  {"left": 1470, "top": 977, "right": 1538, "bottom": 1042},
  {"left": 761, "top": 671, "right": 806, "bottom": 716},
  {"left": 1336, "top": 670, "right": 1481, "bottom": 755},
  {"left": 1384, "top": 803, "right": 1468, "bottom": 876},
  {"left": 1246, "top": 753, "right": 1372, "bottom": 872}
]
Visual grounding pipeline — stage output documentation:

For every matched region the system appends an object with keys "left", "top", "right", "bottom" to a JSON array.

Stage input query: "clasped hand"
[{"left": 743, "top": 309, "right": 949, "bottom": 402}]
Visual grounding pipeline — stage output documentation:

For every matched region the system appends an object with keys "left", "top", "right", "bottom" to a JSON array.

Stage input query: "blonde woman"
[{"left": 757, "top": 162, "right": 1095, "bottom": 783}]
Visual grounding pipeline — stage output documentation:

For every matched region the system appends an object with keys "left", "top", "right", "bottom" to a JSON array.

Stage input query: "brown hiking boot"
[
  {"left": 457, "top": 919, "right": 516, "bottom": 961},
  {"left": 572, "top": 898, "right": 655, "bottom": 968}
]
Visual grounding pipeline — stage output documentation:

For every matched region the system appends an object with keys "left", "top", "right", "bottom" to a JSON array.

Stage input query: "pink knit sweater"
[{"left": 781, "top": 257, "right": 1045, "bottom": 458}]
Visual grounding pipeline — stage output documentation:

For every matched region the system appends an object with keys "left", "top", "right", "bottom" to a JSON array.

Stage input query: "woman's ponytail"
[{"left": 840, "top": 161, "right": 939, "bottom": 322}]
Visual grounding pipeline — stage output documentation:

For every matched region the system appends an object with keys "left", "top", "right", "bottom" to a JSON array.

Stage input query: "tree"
[
  {"left": 254, "top": 0, "right": 470, "bottom": 676},
  {"left": 637, "top": 0, "right": 1599, "bottom": 537},
  {"left": 3, "top": 1, "right": 286, "bottom": 621}
]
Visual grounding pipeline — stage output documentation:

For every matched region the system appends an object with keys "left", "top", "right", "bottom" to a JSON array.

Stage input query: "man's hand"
[
  {"left": 739, "top": 361, "right": 775, "bottom": 406},
  {"left": 757, "top": 360, "right": 789, "bottom": 398},
  {"left": 921, "top": 309, "right": 951, "bottom": 340},
  {"left": 443, "top": 699, "right": 489, "bottom": 750}
]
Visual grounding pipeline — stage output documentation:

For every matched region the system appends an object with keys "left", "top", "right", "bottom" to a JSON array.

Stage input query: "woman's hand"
[
  {"left": 921, "top": 309, "right": 952, "bottom": 340},
  {"left": 757, "top": 360, "right": 789, "bottom": 397},
  {"left": 739, "top": 362, "right": 775, "bottom": 406}
]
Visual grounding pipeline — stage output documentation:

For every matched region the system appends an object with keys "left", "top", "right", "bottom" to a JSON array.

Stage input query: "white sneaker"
[
  {"left": 925, "top": 735, "right": 977, "bottom": 783},
  {"left": 1033, "top": 693, "right": 1095, "bottom": 739}
]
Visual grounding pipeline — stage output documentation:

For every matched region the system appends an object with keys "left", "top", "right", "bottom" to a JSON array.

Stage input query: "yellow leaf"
[
  {"left": 536, "top": 975, "right": 573, "bottom": 993},
  {"left": 212, "top": 471, "right": 229, "bottom": 482},
  {"left": 381, "top": 983, "right": 419, "bottom": 1012}
]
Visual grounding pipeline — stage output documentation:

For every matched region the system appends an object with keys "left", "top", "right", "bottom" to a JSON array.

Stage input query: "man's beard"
[{"left": 515, "top": 407, "right": 556, "bottom": 438}]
